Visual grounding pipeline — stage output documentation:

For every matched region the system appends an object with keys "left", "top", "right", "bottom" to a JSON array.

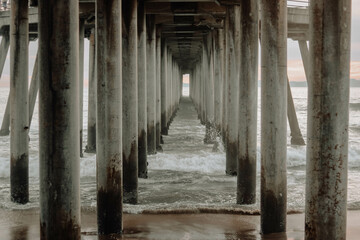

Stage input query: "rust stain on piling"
[{"left": 305, "top": 220, "right": 317, "bottom": 240}]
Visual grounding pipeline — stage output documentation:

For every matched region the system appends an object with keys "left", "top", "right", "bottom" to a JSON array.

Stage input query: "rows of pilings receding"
[
  {"left": 190, "top": 1, "right": 351, "bottom": 239},
  {"left": 1, "top": 0, "right": 352, "bottom": 239}
]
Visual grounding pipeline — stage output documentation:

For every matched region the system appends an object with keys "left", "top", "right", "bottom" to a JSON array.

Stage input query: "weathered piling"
[
  {"left": 161, "top": 40, "right": 168, "bottom": 135},
  {"left": 287, "top": 78, "right": 305, "bottom": 145},
  {"left": 137, "top": 2, "right": 147, "bottom": 179},
  {"left": 85, "top": 29, "right": 96, "bottom": 153},
  {"left": 10, "top": 0, "right": 29, "bottom": 204},
  {"left": 198, "top": 65, "right": 203, "bottom": 122},
  {"left": 213, "top": 30, "right": 223, "bottom": 134},
  {"left": 0, "top": 33, "right": 10, "bottom": 136},
  {"left": 0, "top": 31, "right": 9, "bottom": 78},
  {"left": 167, "top": 54, "right": 172, "bottom": 126},
  {"left": 146, "top": 15, "right": 157, "bottom": 155},
  {"left": 122, "top": 0, "right": 138, "bottom": 204},
  {"left": 298, "top": 40, "right": 310, "bottom": 82},
  {"left": 96, "top": 0, "right": 123, "bottom": 235},
  {"left": 203, "top": 36, "right": 215, "bottom": 144},
  {"left": 197, "top": 64, "right": 204, "bottom": 123},
  {"left": 200, "top": 54, "right": 206, "bottom": 125},
  {"left": 221, "top": 28, "right": 227, "bottom": 144},
  {"left": 166, "top": 51, "right": 172, "bottom": 129},
  {"left": 305, "top": 0, "right": 351, "bottom": 239},
  {"left": 28, "top": 53, "right": 39, "bottom": 127},
  {"left": 79, "top": 18, "right": 85, "bottom": 157},
  {"left": 195, "top": 65, "right": 202, "bottom": 120},
  {"left": 237, "top": 0, "right": 258, "bottom": 205},
  {"left": 156, "top": 29, "right": 162, "bottom": 150},
  {"left": 260, "top": 0, "right": 287, "bottom": 234},
  {"left": 225, "top": 6, "right": 239, "bottom": 176},
  {"left": 39, "top": 0, "right": 80, "bottom": 238}
]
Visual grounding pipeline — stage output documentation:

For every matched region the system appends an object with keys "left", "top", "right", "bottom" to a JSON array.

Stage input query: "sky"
[
  {"left": 287, "top": 0, "right": 360, "bottom": 81},
  {"left": 0, "top": 2, "right": 360, "bottom": 87}
]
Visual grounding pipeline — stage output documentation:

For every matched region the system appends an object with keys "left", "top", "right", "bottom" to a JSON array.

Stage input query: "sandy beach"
[
  {"left": 0, "top": 210, "right": 360, "bottom": 240},
  {"left": 0, "top": 209, "right": 359, "bottom": 239}
]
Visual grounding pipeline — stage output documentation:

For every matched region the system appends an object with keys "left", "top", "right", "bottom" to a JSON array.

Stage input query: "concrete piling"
[
  {"left": 0, "top": 32, "right": 10, "bottom": 136},
  {"left": 137, "top": 1, "right": 147, "bottom": 179},
  {"left": 203, "top": 35, "right": 215, "bottom": 144},
  {"left": 0, "top": 31, "right": 9, "bottom": 77},
  {"left": 166, "top": 51, "right": 172, "bottom": 130},
  {"left": 287, "top": 78, "right": 305, "bottom": 145},
  {"left": 225, "top": 6, "right": 239, "bottom": 176},
  {"left": 305, "top": 0, "right": 351, "bottom": 239},
  {"left": 197, "top": 66, "right": 202, "bottom": 123},
  {"left": 156, "top": 29, "right": 162, "bottom": 151},
  {"left": 1, "top": 96, "right": 10, "bottom": 136},
  {"left": 122, "top": 0, "right": 138, "bottom": 204},
  {"left": 200, "top": 55, "right": 206, "bottom": 125},
  {"left": 214, "top": 30, "right": 223, "bottom": 135},
  {"left": 161, "top": 41, "right": 168, "bottom": 135},
  {"left": 39, "top": 0, "right": 80, "bottom": 238},
  {"left": 167, "top": 54, "right": 172, "bottom": 127},
  {"left": 298, "top": 40, "right": 310, "bottom": 82},
  {"left": 85, "top": 29, "right": 97, "bottom": 153},
  {"left": 79, "top": 18, "right": 85, "bottom": 157},
  {"left": 28, "top": 53, "right": 39, "bottom": 127},
  {"left": 146, "top": 15, "right": 157, "bottom": 155},
  {"left": 96, "top": 0, "right": 123, "bottom": 235},
  {"left": 0, "top": 0, "right": 350, "bottom": 237},
  {"left": 237, "top": 0, "right": 258, "bottom": 205},
  {"left": 260, "top": 0, "right": 287, "bottom": 234},
  {"left": 10, "top": 0, "right": 29, "bottom": 204},
  {"left": 221, "top": 28, "right": 227, "bottom": 145}
]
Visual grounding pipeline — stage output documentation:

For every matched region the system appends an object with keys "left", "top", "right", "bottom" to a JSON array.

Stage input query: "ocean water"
[{"left": 0, "top": 86, "right": 360, "bottom": 213}]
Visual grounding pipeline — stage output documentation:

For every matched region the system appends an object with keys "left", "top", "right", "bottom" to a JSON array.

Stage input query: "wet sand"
[
  {"left": 1, "top": 209, "right": 360, "bottom": 239},
  {"left": 1, "top": 98, "right": 360, "bottom": 240}
]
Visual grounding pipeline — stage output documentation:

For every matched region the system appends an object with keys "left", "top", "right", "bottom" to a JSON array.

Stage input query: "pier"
[{"left": 0, "top": 0, "right": 352, "bottom": 239}]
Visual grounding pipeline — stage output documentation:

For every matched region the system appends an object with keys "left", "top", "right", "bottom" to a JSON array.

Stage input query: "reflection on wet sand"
[
  {"left": 11, "top": 226, "right": 28, "bottom": 240},
  {"left": 2, "top": 209, "right": 360, "bottom": 239}
]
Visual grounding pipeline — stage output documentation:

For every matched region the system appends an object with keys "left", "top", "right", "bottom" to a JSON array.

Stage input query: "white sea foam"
[{"left": 0, "top": 87, "right": 360, "bottom": 212}]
